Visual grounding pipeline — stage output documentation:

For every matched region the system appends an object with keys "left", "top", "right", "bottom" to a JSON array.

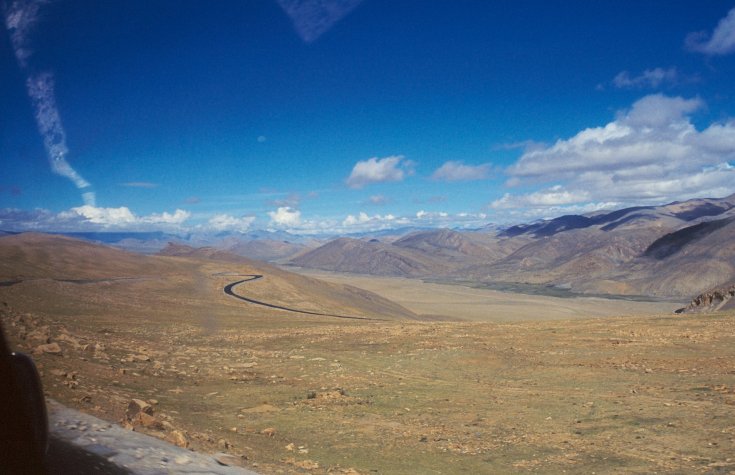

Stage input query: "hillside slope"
[
  {"left": 289, "top": 237, "right": 454, "bottom": 277},
  {"left": 0, "top": 234, "right": 417, "bottom": 321},
  {"left": 158, "top": 243, "right": 418, "bottom": 319}
]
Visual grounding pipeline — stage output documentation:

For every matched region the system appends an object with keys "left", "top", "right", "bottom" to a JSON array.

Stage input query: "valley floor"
[{"left": 288, "top": 268, "right": 683, "bottom": 322}]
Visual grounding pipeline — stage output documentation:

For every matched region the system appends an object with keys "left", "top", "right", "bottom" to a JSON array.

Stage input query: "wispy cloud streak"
[{"left": 4, "top": 0, "right": 95, "bottom": 206}]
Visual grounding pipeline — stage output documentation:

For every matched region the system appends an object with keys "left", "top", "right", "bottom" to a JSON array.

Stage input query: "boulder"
[
  {"left": 126, "top": 398, "right": 153, "bottom": 420},
  {"left": 168, "top": 430, "right": 190, "bottom": 448}
]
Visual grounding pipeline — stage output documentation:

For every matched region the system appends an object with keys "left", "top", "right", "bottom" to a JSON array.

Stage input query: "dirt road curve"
[{"left": 220, "top": 273, "right": 383, "bottom": 321}]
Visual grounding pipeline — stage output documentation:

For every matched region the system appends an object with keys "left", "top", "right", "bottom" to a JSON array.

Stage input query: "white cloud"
[
  {"left": 3, "top": 0, "right": 43, "bottom": 68},
  {"left": 68, "top": 206, "right": 137, "bottom": 225},
  {"left": 65, "top": 205, "right": 191, "bottom": 227},
  {"left": 207, "top": 214, "right": 255, "bottom": 232},
  {"left": 431, "top": 161, "right": 492, "bottom": 182},
  {"left": 346, "top": 155, "right": 413, "bottom": 188},
  {"left": 488, "top": 201, "right": 622, "bottom": 223},
  {"left": 686, "top": 7, "right": 735, "bottom": 55},
  {"left": 612, "top": 67, "right": 679, "bottom": 89},
  {"left": 342, "top": 211, "right": 395, "bottom": 227},
  {"left": 0, "top": 205, "right": 194, "bottom": 232},
  {"left": 142, "top": 209, "right": 190, "bottom": 224},
  {"left": 268, "top": 206, "right": 301, "bottom": 227},
  {"left": 500, "top": 94, "right": 735, "bottom": 211},
  {"left": 491, "top": 186, "right": 590, "bottom": 209}
]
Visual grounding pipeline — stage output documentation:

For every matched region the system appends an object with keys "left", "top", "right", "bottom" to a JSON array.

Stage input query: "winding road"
[{"left": 219, "top": 273, "right": 384, "bottom": 321}]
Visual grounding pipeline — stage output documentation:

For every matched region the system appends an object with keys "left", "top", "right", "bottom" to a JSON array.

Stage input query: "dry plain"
[
  {"left": 2, "top": 235, "right": 735, "bottom": 474},
  {"left": 287, "top": 268, "right": 682, "bottom": 322}
]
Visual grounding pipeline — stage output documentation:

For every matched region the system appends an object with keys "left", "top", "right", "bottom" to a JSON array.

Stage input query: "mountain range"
[
  {"left": 4, "top": 194, "right": 733, "bottom": 302},
  {"left": 289, "top": 194, "right": 735, "bottom": 299}
]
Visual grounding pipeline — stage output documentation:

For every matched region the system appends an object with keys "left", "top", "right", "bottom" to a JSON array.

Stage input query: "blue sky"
[{"left": 2, "top": 0, "right": 735, "bottom": 234}]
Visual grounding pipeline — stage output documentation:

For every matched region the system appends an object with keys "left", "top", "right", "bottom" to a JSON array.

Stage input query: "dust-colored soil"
[
  {"left": 2, "top": 265, "right": 734, "bottom": 474},
  {"left": 290, "top": 268, "right": 682, "bottom": 322}
]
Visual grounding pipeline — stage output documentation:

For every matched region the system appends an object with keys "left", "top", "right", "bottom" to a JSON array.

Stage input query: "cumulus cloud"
[
  {"left": 342, "top": 212, "right": 395, "bottom": 227},
  {"left": 335, "top": 210, "right": 489, "bottom": 233},
  {"left": 66, "top": 206, "right": 190, "bottom": 227},
  {"left": 207, "top": 214, "right": 255, "bottom": 232},
  {"left": 346, "top": 155, "right": 413, "bottom": 188},
  {"left": 268, "top": 206, "right": 301, "bottom": 227},
  {"left": 686, "top": 7, "right": 735, "bottom": 55},
  {"left": 66, "top": 206, "right": 137, "bottom": 225},
  {"left": 0, "top": 205, "right": 192, "bottom": 232},
  {"left": 491, "top": 186, "right": 590, "bottom": 209},
  {"left": 431, "top": 161, "right": 492, "bottom": 182},
  {"left": 141, "top": 209, "right": 190, "bottom": 224},
  {"left": 500, "top": 94, "right": 735, "bottom": 210},
  {"left": 611, "top": 67, "right": 679, "bottom": 89}
]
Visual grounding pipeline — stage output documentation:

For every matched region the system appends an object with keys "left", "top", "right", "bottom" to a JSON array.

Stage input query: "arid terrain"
[
  {"left": 289, "top": 269, "right": 681, "bottom": 322},
  {"left": 2, "top": 233, "right": 735, "bottom": 474}
]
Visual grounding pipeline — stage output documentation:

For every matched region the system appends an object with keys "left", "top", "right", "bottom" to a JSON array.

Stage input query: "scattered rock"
[
  {"left": 27, "top": 326, "right": 51, "bottom": 343},
  {"left": 217, "top": 438, "right": 231, "bottom": 450},
  {"left": 134, "top": 412, "right": 163, "bottom": 430},
  {"left": 291, "top": 458, "right": 319, "bottom": 470},
  {"left": 213, "top": 452, "right": 248, "bottom": 467},
  {"left": 168, "top": 430, "right": 190, "bottom": 449},
  {"left": 33, "top": 342, "right": 62, "bottom": 355},
  {"left": 260, "top": 427, "right": 277, "bottom": 437},
  {"left": 56, "top": 333, "right": 82, "bottom": 348},
  {"left": 126, "top": 399, "right": 153, "bottom": 420}
]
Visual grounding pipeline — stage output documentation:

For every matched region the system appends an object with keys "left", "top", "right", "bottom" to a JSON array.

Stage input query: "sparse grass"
[{"left": 2, "top": 259, "right": 735, "bottom": 474}]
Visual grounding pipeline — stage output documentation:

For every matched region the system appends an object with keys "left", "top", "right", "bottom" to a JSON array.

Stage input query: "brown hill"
[
  {"left": 0, "top": 232, "right": 178, "bottom": 280},
  {"left": 0, "top": 234, "right": 416, "bottom": 321},
  {"left": 392, "top": 228, "right": 522, "bottom": 263},
  {"left": 289, "top": 237, "right": 453, "bottom": 277},
  {"left": 221, "top": 239, "right": 308, "bottom": 262},
  {"left": 157, "top": 242, "right": 418, "bottom": 319}
]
